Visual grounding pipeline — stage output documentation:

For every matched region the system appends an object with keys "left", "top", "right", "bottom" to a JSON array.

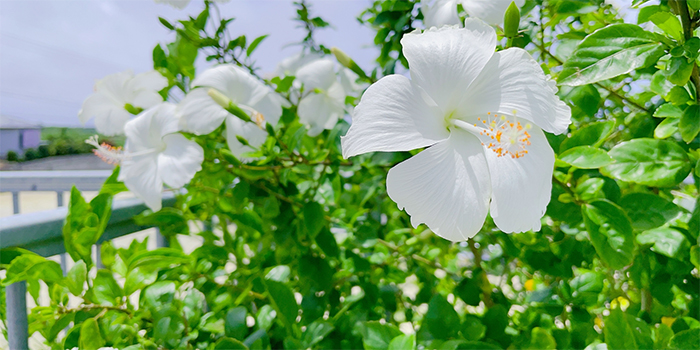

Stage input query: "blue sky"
[{"left": 0, "top": 0, "right": 378, "bottom": 127}]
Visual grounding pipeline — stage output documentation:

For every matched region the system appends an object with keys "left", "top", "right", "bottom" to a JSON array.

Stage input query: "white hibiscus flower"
[
  {"left": 341, "top": 19, "right": 571, "bottom": 241},
  {"left": 178, "top": 64, "right": 283, "bottom": 157},
  {"left": 78, "top": 70, "right": 168, "bottom": 136},
  {"left": 89, "top": 103, "right": 204, "bottom": 211},
  {"left": 421, "top": 0, "right": 525, "bottom": 27},
  {"left": 296, "top": 59, "right": 348, "bottom": 136}
]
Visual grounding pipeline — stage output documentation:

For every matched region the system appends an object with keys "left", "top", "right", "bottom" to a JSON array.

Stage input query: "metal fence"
[{"left": 0, "top": 170, "right": 172, "bottom": 349}]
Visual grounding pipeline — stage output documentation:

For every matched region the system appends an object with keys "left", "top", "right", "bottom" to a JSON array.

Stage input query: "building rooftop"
[{"left": 0, "top": 115, "right": 42, "bottom": 130}]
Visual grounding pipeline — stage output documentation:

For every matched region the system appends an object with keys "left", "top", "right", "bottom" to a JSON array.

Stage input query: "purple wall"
[{"left": 21, "top": 129, "right": 40, "bottom": 149}]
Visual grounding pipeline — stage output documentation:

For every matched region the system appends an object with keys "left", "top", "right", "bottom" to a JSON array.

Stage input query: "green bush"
[
  {"left": 23, "top": 148, "right": 38, "bottom": 161},
  {"left": 6, "top": 150, "right": 18, "bottom": 161}
]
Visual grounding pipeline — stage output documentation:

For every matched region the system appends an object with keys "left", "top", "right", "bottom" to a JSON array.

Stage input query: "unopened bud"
[
  {"left": 503, "top": 1, "right": 520, "bottom": 39},
  {"left": 208, "top": 88, "right": 251, "bottom": 123},
  {"left": 331, "top": 46, "right": 368, "bottom": 79},
  {"left": 331, "top": 47, "right": 352, "bottom": 68},
  {"left": 207, "top": 88, "right": 232, "bottom": 109}
]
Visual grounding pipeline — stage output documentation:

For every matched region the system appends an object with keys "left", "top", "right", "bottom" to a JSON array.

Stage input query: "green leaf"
[
  {"left": 214, "top": 338, "right": 249, "bottom": 350},
  {"left": 560, "top": 146, "right": 613, "bottom": 169},
  {"left": 649, "top": 12, "right": 684, "bottom": 42},
  {"left": 560, "top": 121, "right": 615, "bottom": 152},
  {"left": 691, "top": 245, "right": 700, "bottom": 269},
  {"left": 79, "top": 319, "right": 105, "bottom": 350},
  {"left": 529, "top": 327, "right": 557, "bottom": 349},
  {"left": 655, "top": 117, "right": 680, "bottom": 139},
  {"left": 483, "top": 305, "right": 509, "bottom": 339},
  {"left": 654, "top": 103, "right": 684, "bottom": 118},
  {"left": 604, "top": 308, "right": 653, "bottom": 350},
  {"left": 303, "top": 202, "right": 325, "bottom": 238},
  {"left": 669, "top": 329, "right": 700, "bottom": 350},
  {"left": 426, "top": 294, "right": 460, "bottom": 339},
  {"left": 263, "top": 279, "right": 299, "bottom": 330},
  {"left": 98, "top": 166, "right": 128, "bottom": 196},
  {"left": 666, "top": 56, "right": 694, "bottom": 86},
  {"left": 455, "top": 276, "right": 482, "bottom": 306},
  {"left": 65, "top": 260, "right": 86, "bottom": 296},
  {"left": 124, "top": 267, "right": 158, "bottom": 296},
  {"left": 461, "top": 315, "right": 486, "bottom": 340},
  {"left": 225, "top": 306, "right": 248, "bottom": 340},
  {"left": 667, "top": 86, "right": 692, "bottom": 105},
  {"left": 637, "top": 228, "right": 690, "bottom": 258},
  {"left": 582, "top": 200, "right": 635, "bottom": 269},
  {"left": 575, "top": 178, "right": 606, "bottom": 202},
  {"left": 256, "top": 305, "right": 276, "bottom": 331},
  {"left": 570, "top": 271, "right": 605, "bottom": 305},
  {"left": 558, "top": 24, "right": 667, "bottom": 86},
  {"left": 158, "top": 17, "right": 175, "bottom": 30},
  {"left": 680, "top": 104, "right": 700, "bottom": 143},
  {"left": 388, "top": 334, "right": 416, "bottom": 350},
  {"left": 246, "top": 34, "right": 268, "bottom": 56},
  {"left": 315, "top": 227, "right": 340, "bottom": 258},
  {"left": 92, "top": 270, "right": 123, "bottom": 306},
  {"left": 126, "top": 248, "right": 189, "bottom": 271},
  {"left": 619, "top": 193, "right": 682, "bottom": 230},
  {"left": 302, "top": 321, "right": 334, "bottom": 348},
  {"left": 601, "top": 138, "right": 692, "bottom": 187},
  {"left": 361, "top": 321, "right": 402, "bottom": 350}
]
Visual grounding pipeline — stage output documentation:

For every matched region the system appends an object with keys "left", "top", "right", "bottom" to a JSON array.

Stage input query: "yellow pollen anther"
[
  {"left": 253, "top": 111, "right": 265, "bottom": 129},
  {"left": 476, "top": 113, "right": 531, "bottom": 159}
]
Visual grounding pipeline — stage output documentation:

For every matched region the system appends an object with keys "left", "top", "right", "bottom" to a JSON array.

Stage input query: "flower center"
[
  {"left": 85, "top": 135, "right": 163, "bottom": 165},
  {"left": 450, "top": 112, "right": 532, "bottom": 159}
]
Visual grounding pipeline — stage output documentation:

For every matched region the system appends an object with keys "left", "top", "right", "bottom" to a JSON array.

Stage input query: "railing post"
[
  {"left": 155, "top": 228, "right": 169, "bottom": 248},
  {"left": 12, "top": 191, "right": 19, "bottom": 214},
  {"left": 56, "top": 190, "right": 64, "bottom": 207},
  {"left": 6, "top": 281, "right": 29, "bottom": 350}
]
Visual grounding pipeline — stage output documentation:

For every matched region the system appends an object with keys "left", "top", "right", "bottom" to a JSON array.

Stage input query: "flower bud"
[
  {"left": 207, "top": 88, "right": 251, "bottom": 123},
  {"left": 207, "top": 88, "right": 232, "bottom": 109},
  {"left": 331, "top": 46, "right": 368, "bottom": 79},
  {"left": 503, "top": 1, "right": 520, "bottom": 39}
]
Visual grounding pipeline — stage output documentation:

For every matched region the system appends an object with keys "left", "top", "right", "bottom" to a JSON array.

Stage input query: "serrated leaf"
[
  {"left": 601, "top": 138, "right": 691, "bottom": 187},
  {"left": 559, "top": 24, "right": 667, "bottom": 86},
  {"left": 583, "top": 200, "right": 635, "bottom": 269},
  {"left": 560, "top": 146, "right": 613, "bottom": 169}
]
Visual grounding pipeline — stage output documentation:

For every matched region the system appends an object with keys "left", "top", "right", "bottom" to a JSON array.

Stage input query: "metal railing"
[{"left": 0, "top": 170, "right": 173, "bottom": 349}]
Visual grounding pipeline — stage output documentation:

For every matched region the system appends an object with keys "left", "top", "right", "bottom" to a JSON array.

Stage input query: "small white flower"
[
  {"left": 296, "top": 59, "right": 347, "bottom": 136},
  {"left": 118, "top": 103, "right": 203, "bottom": 211},
  {"left": 178, "top": 64, "right": 283, "bottom": 157},
  {"left": 78, "top": 70, "right": 168, "bottom": 136},
  {"left": 421, "top": 0, "right": 461, "bottom": 28},
  {"left": 274, "top": 51, "right": 325, "bottom": 78},
  {"left": 341, "top": 19, "right": 571, "bottom": 241},
  {"left": 462, "top": 0, "right": 524, "bottom": 25},
  {"left": 421, "top": 0, "right": 525, "bottom": 27},
  {"left": 154, "top": 0, "right": 230, "bottom": 9}
]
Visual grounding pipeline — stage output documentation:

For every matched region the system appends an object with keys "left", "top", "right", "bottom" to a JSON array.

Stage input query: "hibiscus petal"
[
  {"left": 225, "top": 116, "right": 268, "bottom": 157},
  {"left": 119, "top": 154, "right": 163, "bottom": 212},
  {"left": 341, "top": 74, "right": 447, "bottom": 158},
  {"left": 422, "top": 0, "right": 461, "bottom": 28},
  {"left": 131, "top": 90, "right": 165, "bottom": 110},
  {"left": 386, "top": 131, "right": 491, "bottom": 242},
  {"left": 93, "top": 105, "right": 133, "bottom": 137},
  {"left": 296, "top": 59, "right": 337, "bottom": 91},
  {"left": 298, "top": 82, "right": 345, "bottom": 137},
  {"left": 158, "top": 133, "right": 204, "bottom": 188},
  {"left": 251, "top": 91, "right": 284, "bottom": 127},
  {"left": 129, "top": 70, "right": 168, "bottom": 92},
  {"left": 192, "top": 64, "right": 269, "bottom": 107},
  {"left": 400, "top": 18, "right": 496, "bottom": 111},
  {"left": 124, "top": 103, "right": 179, "bottom": 152},
  {"left": 461, "top": 48, "right": 571, "bottom": 134},
  {"left": 178, "top": 88, "right": 230, "bottom": 134},
  {"left": 460, "top": 0, "right": 525, "bottom": 25},
  {"left": 484, "top": 126, "right": 553, "bottom": 233}
]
